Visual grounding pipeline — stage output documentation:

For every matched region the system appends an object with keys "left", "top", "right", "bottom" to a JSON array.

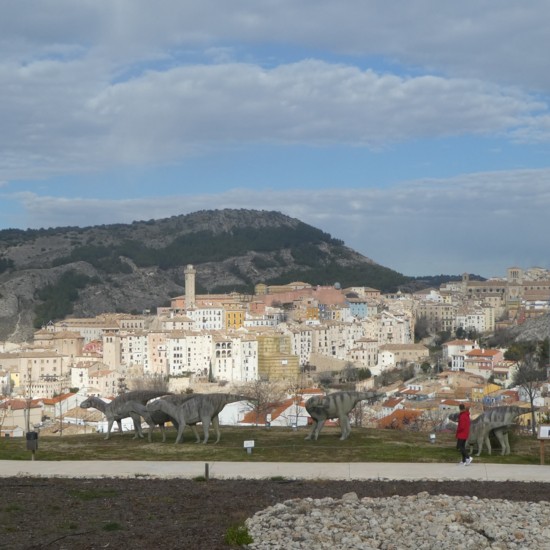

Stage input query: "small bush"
[{"left": 224, "top": 523, "right": 253, "bottom": 546}]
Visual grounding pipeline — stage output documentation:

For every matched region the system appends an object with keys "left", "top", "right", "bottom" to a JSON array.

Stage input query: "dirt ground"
[{"left": 2, "top": 478, "right": 549, "bottom": 550}]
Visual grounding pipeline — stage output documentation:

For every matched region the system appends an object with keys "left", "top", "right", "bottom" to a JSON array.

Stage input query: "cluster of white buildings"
[{"left": 1, "top": 265, "right": 548, "bottom": 402}]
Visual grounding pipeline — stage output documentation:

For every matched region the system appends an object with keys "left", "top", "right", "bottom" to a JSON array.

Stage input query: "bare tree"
[
  {"left": 233, "top": 380, "right": 287, "bottom": 426},
  {"left": 513, "top": 347, "right": 547, "bottom": 436},
  {"left": 0, "top": 406, "right": 7, "bottom": 435}
]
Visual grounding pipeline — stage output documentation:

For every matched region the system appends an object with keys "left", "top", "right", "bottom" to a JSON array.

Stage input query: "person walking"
[{"left": 456, "top": 403, "right": 473, "bottom": 465}]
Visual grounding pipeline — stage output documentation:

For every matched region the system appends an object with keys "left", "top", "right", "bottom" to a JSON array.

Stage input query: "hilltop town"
[{"left": 1, "top": 264, "right": 549, "bottom": 437}]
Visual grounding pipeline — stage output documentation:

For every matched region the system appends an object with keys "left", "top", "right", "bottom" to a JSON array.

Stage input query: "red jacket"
[{"left": 456, "top": 409, "right": 470, "bottom": 440}]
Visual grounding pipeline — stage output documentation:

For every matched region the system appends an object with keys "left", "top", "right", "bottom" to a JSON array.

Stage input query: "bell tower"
[{"left": 184, "top": 264, "right": 196, "bottom": 309}]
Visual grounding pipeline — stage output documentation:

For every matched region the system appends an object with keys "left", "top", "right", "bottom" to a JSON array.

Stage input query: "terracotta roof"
[
  {"left": 377, "top": 409, "right": 423, "bottom": 429},
  {"left": 0, "top": 399, "right": 42, "bottom": 410},
  {"left": 41, "top": 393, "right": 76, "bottom": 405},
  {"left": 466, "top": 349, "right": 500, "bottom": 358}
]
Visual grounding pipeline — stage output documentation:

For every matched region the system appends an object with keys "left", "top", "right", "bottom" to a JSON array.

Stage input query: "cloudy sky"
[{"left": 1, "top": 1, "right": 550, "bottom": 278}]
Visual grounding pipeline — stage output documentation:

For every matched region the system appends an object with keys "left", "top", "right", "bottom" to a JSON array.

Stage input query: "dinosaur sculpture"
[
  {"left": 304, "top": 390, "right": 380, "bottom": 441},
  {"left": 148, "top": 393, "right": 251, "bottom": 444},
  {"left": 80, "top": 390, "right": 171, "bottom": 440},
  {"left": 143, "top": 394, "right": 200, "bottom": 443},
  {"left": 448, "top": 405, "right": 532, "bottom": 456},
  {"left": 469, "top": 405, "right": 532, "bottom": 456}
]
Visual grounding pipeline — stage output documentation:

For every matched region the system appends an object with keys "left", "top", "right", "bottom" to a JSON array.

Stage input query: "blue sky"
[{"left": 1, "top": 1, "right": 550, "bottom": 278}]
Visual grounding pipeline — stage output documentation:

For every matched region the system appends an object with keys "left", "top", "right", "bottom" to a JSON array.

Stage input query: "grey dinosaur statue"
[
  {"left": 469, "top": 405, "right": 533, "bottom": 456},
  {"left": 143, "top": 394, "right": 200, "bottom": 443},
  {"left": 80, "top": 390, "right": 171, "bottom": 440},
  {"left": 448, "top": 405, "right": 532, "bottom": 456},
  {"left": 304, "top": 390, "right": 380, "bottom": 441},
  {"left": 148, "top": 393, "right": 251, "bottom": 444}
]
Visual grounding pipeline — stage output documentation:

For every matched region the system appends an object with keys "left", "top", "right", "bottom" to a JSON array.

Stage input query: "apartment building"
[
  {"left": 257, "top": 333, "right": 300, "bottom": 382},
  {"left": 416, "top": 301, "right": 457, "bottom": 333},
  {"left": 377, "top": 344, "right": 429, "bottom": 371},
  {"left": 284, "top": 325, "right": 313, "bottom": 366},
  {"left": 185, "top": 305, "right": 224, "bottom": 330},
  {"left": 146, "top": 331, "right": 168, "bottom": 376},
  {"left": 34, "top": 330, "right": 84, "bottom": 357},
  {"left": 443, "top": 339, "right": 478, "bottom": 371},
  {"left": 86, "top": 369, "right": 119, "bottom": 396},
  {"left": 378, "top": 311, "right": 413, "bottom": 345},
  {"left": 70, "top": 361, "right": 106, "bottom": 391},
  {"left": 212, "top": 334, "right": 259, "bottom": 383},
  {"left": 166, "top": 331, "right": 213, "bottom": 377},
  {"left": 463, "top": 348, "right": 505, "bottom": 379},
  {"left": 48, "top": 315, "right": 122, "bottom": 343},
  {"left": 349, "top": 338, "right": 379, "bottom": 372}
]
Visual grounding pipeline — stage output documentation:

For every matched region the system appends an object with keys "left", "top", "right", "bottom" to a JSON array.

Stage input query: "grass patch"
[
  {"left": 0, "top": 425, "right": 542, "bottom": 465},
  {"left": 224, "top": 523, "right": 253, "bottom": 546}
]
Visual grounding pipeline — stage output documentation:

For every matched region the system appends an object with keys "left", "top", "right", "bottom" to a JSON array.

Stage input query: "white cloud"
[
  {"left": 3, "top": 2, "right": 550, "bottom": 87},
  {"left": 0, "top": 59, "right": 545, "bottom": 181}
]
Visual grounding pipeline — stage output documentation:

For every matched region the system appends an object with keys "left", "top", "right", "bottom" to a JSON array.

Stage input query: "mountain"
[{"left": 0, "top": 209, "right": 410, "bottom": 342}]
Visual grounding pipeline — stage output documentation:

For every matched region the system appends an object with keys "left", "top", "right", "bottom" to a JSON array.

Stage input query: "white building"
[
  {"left": 166, "top": 331, "right": 213, "bottom": 377},
  {"left": 185, "top": 306, "right": 224, "bottom": 331}
]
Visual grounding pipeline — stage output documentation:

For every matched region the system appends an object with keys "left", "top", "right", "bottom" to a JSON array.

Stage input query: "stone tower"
[{"left": 184, "top": 264, "right": 196, "bottom": 309}]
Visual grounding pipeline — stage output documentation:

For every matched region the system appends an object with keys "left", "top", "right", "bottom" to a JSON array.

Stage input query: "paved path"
[{"left": 1, "top": 460, "right": 549, "bottom": 481}]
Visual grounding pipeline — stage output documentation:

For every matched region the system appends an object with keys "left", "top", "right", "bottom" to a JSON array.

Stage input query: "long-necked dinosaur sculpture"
[
  {"left": 80, "top": 390, "right": 171, "bottom": 440},
  {"left": 147, "top": 393, "right": 251, "bottom": 444},
  {"left": 304, "top": 390, "right": 380, "bottom": 441},
  {"left": 448, "top": 405, "right": 532, "bottom": 456},
  {"left": 469, "top": 405, "right": 533, "bottom": 456},
  {"left": 143, "top": 394, "right": 199, "bottom": 443}
]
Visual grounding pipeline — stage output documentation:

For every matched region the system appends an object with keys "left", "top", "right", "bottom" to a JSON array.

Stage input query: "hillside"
[{"left": 0, "top": 209, "right": 410, "bottom": 342}]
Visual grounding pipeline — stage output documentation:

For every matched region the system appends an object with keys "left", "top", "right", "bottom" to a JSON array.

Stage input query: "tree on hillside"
[
  {"left": 339, "top": 362, "right": 358, "bottom": 384},
  {"left": 414, "top": 315, "right": 430, "bottom": 341},
  {"left": 233, "top": 380, "right": 287, "bottom": 426},
  {"left": 512, "top": 346, "right": 547, "bottom": 436}
]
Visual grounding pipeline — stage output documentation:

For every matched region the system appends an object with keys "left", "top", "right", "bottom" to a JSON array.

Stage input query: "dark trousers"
[{"left": 457, "top": 438, "right": 470, "bottom": 462}]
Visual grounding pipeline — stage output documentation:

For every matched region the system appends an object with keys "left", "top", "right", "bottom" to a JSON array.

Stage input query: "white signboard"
[{"left": 538, "top": 425, "right": 550, "bottom": 439}]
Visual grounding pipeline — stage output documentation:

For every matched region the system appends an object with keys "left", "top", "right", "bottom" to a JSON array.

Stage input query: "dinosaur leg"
[
  {"left": 105, "top": 419, "right": 115, "bottom": 440},
  {"left": 191, "top": 424, "right": 200, "bottom": 443},
  {"left": 130, "top": 413, "right": 144, "bottom": 440},
  {"left": 211, "top": 416, "right": 221, "bottom": 444},
  {"left": 153, "top": 424, "right": 161, "bottom": 443},
  {"left": 304, "top": 420, "right": 318, "bottom": 440},
  {"left": 313, "top": 419, "right": 326, "bottom": 440},
  {"left": 146, "top": 420, "right": 157, "bottom": 443},
  {"left": 503, "top": 432, "right": 511, "bottom": 455},
  {"left": 200, "top": 416, "right": 217, "bottom": 444},
  {"left": 484, "top": 430, "right": 492, "bottom": 455},
  {"left": 175, "top": 420, "right": 187, "bottom": 444},
  {"left": 484, "top": 435, "right": 492, "bottom": 455},
  {"left": 493, "top": 428, "right": 509, "bottom": 455},
  {"left": 170, "top": 420, "right": 181, "bottom": 443},
  {"left": 340, "top": 415, "right": 351, "bottom": 440}
]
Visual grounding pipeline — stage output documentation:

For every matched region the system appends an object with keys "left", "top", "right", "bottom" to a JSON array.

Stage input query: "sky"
[{"left": 1, "top": 1, "right": 550, "bottom": 279}]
